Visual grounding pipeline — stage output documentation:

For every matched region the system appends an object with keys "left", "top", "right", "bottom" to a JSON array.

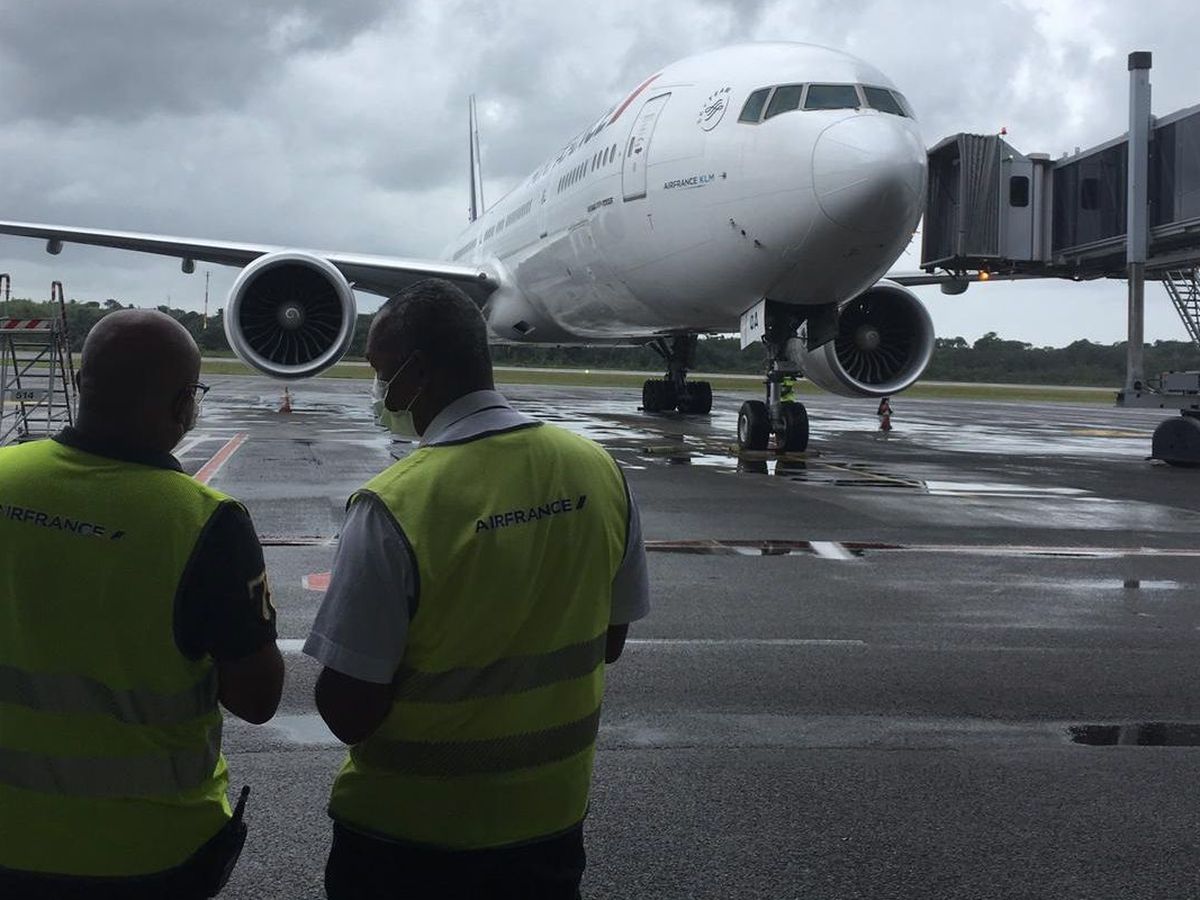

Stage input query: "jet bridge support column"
[{"left": 1120, "top": 51, "right": 1152, "bottom": 400}]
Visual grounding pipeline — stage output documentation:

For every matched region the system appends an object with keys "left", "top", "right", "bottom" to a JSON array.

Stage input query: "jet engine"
[
  {"left": 791, "top": 280, "right": 934, "bottom": 398},
  {"left": 224, "top": 251, "right": 357, "bottom": 379}
]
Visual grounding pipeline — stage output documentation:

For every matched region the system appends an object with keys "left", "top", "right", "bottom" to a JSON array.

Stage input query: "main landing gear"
[
  {"left": 642, "top": 335, "right": 713, "bottom": 415},
  {"left": 737, "top": 307, "right": 810, "bottom": 453}
]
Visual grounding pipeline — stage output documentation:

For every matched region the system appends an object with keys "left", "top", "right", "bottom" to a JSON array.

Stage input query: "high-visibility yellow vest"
[
  {"left": 329, "top": 422, "right": 629, "bottom": 849},
  {"left": 0, "top": 438, "right": 232, "bottom": 877}
]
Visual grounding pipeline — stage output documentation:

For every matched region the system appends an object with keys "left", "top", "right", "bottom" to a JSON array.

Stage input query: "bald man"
[{"left": 0, "top": 310, "right": 283, "bottom": 899}]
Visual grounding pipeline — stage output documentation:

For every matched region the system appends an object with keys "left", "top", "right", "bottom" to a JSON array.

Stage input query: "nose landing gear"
[
  {"left": 642, "top": 335, "right": 713, "bottom": 415},
  {"left": 737, "top": 378, "right": 810, "bottom": 452},
  {"left": 737, "top": 307, "right": 810, "bottom": 453}
]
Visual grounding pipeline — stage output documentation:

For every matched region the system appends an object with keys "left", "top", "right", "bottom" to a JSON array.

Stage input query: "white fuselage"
[{"left": 442, "top": 43, "right": 927, "bottom": 345}]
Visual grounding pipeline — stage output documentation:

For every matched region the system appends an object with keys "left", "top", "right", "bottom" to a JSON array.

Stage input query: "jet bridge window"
[
  {"left": 804, "top": 84, "right": 860, "bottom": 111},
  {"left": 738, "top": 88, "right": 771, "bottom": 123},
  {"left": 862, "top": 86, "right": 906, "bottom": 117},
  {"left": 764, "top": 84, "right": 804, "bottom": 120},
  {"left": 1010, "top": 175, "right": 1030, "bottom": 208}
]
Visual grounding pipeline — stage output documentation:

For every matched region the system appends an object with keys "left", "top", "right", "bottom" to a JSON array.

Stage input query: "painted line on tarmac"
[
  {"left": 301, "top": 572, "right": 331, "bottom": 592},
  {"left": 809, "top": 541, "right": 859, "bottom": 561},
  {"left": 274, "top": 637, "right": 867, "bottom": 654},
  {"left": 629, "top": 638, "right": 867, "bottom": 647},
  {"left": 194, "top": 433, "right": 248, "bottom": 485}
]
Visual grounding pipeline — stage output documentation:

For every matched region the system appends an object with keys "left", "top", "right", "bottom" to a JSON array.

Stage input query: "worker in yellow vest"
[
  {"left": 0, "top": 310, "right": 284, "bottom": 899},
  {"left": 305, "top": 279, "right": 650, "bottom": 899}
]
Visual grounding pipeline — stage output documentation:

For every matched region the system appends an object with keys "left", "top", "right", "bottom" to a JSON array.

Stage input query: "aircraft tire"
[
  {"left": 777, "top": 401, "right": 809, "bottom": 452},
  {"left": 738, "top": 400, "right": 769, "bottom": 451},
  {"left": 677, "top": 381, "right": 713, "bottom": 415},
  {"left": 642, "top": 379, "right": 677, "bottom": 413}
]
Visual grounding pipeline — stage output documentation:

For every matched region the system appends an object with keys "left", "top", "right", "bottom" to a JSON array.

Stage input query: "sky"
[{"left": 0, "top": 0, "right": 1197, "bottom": 348}]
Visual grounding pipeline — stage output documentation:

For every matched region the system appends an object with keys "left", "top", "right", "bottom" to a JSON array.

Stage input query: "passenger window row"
[
  {"left": 738, "top": 83, "right": 913, "bottom": 124},
  {"left": 558, "top": 143, "right": 620, "bottom": 193}
]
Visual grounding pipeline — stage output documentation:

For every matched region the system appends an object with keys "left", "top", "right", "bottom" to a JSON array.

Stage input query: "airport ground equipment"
[
  {"left": 921, "top": 51, "right": 1200, "bottom": 465},
  {"left": 0, "top": 281, "right": 77, "bottom": 447}
]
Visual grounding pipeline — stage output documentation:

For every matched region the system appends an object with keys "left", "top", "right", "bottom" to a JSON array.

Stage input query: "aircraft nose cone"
[{"left": 812, "top": 115, "right": 926, "bottom": 234}]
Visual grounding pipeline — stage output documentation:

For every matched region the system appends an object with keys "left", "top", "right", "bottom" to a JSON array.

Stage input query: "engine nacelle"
[
  {"left": 790, "top": 280, "right": 934, "bottom": 398},
  {"left": 224, "top": 251, "right": 357, "bottom": 379}
]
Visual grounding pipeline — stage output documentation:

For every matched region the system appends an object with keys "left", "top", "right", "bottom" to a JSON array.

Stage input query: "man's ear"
[{"left": 170, "top": 388, "right": 191, "bottom": 428}]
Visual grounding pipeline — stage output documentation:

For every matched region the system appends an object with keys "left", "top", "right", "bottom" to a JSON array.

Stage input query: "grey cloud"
[{"left": 0, "top": 0, "right": 395, "bottom": 123}]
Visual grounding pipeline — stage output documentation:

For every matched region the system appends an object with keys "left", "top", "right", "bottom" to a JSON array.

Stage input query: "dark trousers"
[
  {"left": 0, "top": 813, "right": 245, "bottom": 900},
  {"left": 324, "top": 820, "right": 586, "bottom": 900},
  {"left": 0, "top": 862, "right": 212, "bottom": 900}
]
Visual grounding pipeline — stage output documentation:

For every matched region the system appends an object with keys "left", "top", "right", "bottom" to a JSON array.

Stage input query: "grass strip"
[{"left": 199, "top": 360, "right": 1115, "bottom": 404}]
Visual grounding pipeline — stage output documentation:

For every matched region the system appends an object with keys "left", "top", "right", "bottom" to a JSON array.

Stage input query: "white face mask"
[{"left": 371, "top": 357, "right": 422, "bottom": 439}]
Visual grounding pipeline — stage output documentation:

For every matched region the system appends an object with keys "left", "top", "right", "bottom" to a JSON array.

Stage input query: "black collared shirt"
[{"left": 53, "top": 428, "right": 276, "bottom": 661}]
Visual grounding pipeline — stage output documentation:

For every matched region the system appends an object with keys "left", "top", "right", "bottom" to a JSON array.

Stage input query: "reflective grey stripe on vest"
[
  {"left": 0, "top": 663, "right": 218, "bottom": 726},
  {"left": 0, "top": 722, "right": 222, "bottom": 797},
  {"left": 357, "top": 707, "right": 601, "bottom": 777},
  {"left": 393, "top": 633, "right": 606, "bottom": 704}
]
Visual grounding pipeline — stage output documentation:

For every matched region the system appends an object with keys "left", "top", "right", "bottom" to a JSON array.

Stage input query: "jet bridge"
[{"left": 920, "top": 52, "right": 1200, "bottom": 465}]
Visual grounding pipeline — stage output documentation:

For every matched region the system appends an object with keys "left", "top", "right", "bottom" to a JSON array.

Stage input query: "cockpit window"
[
  {"left": 764, "top": 84, "right": 804, "bottom": 120},
  {"left": 803, "top": 84, "right": 860, "bottom": 111},
  {"left": 738, "top": 88, "right": 771, "bottom": 123},
  {"left": 862, "top": 86, "right": 906, "bottom": 117}
]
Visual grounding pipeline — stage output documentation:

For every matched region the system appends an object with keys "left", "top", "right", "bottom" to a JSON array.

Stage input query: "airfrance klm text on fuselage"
[{"left": 0, "top": 42, "right": 934, "bottom": 452}]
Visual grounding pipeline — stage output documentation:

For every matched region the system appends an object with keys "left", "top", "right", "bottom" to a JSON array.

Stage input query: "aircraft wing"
[{"left": 0, "top": 220, "right": 497, "bottom": 300}]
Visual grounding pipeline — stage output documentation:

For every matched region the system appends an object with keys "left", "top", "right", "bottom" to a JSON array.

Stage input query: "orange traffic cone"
[{"left": 279, "top": 387, "right": 293, "bottom": 414}]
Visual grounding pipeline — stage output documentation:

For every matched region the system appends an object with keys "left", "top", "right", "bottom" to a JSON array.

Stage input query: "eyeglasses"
[{"left": 185, "top": 383, "right": 210, "bottom": 401}]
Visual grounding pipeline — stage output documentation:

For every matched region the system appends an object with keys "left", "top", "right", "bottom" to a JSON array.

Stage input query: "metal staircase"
[
  {"left": 1162, "top": 268, "right": 1200, "bottom": 351},
  {"left": 0, "top": 281, "right": 77, "bottom": 446}
]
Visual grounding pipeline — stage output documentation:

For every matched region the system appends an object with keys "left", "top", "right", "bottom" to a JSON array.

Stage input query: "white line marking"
[
  {"left": 278, "top": 637, "right": 866, "bottom": 653},
  {"left": 627, "top": 638, "right": 867, "bottom": 647},
  {"left": 809, "top": 541, "right": 857, "bottom": 561}
]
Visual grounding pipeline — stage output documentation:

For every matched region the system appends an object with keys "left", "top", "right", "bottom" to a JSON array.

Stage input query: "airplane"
[{"left": 0, "top": 41, "right": 950, "bottom": 452}]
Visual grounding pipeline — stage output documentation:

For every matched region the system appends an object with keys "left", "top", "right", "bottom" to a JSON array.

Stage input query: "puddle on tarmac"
[
  {"left": 646, "top": 540, "right": 866, "bottom": 559},
  {"left": 266, "top": 714, "right": 339, "bottom": 746},
  {"left": 648, "top": 451, "right": 1098, "bottom": 501},
  {"left": 1070, "top": 723, "right": 1200, "bottom": 746}
]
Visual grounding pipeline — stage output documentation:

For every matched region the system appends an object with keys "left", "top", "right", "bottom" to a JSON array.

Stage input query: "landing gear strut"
[
  {"left": 737, "top": 306, "right": 810, "bottom": 453},
  {"left": 642, "top": 335, "right": 713, "bottom": 415}
]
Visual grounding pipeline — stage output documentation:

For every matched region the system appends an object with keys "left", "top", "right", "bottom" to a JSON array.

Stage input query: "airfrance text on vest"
[
  {"left": 475, "top": 495, "right": 588, "bottom": 534},
  {"left": 0, "top": 502, "right": 119, "bottom": 539}
]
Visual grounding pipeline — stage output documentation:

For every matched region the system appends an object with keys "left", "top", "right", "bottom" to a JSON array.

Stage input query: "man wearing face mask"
[
  {"left": 306, "top": 279, "right": 650, "bottom": 899},
  {"left": 0, "top": 309, "right": 283, "bottom": 899}
]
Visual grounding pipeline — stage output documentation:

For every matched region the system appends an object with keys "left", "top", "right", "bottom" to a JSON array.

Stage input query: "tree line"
[{"left": 3, "top": 297, "right": 1196, "bottom": 387}]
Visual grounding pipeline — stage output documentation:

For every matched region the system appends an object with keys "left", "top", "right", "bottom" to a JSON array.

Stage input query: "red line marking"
[
  {"left": 194, "top": 433, "right": 248, "bottom": 485},
  {"left": 302, "top": 572, "right": 331, "bottom": 592},
  {"left": 609, "top": 72, "right": 662, "bottom": 124}
]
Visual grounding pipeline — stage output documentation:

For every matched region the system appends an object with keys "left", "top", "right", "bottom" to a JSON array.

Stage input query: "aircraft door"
[
  {"left": 622, "top": 93, "right": 671, "bottom": 202},
  {"left": 1001, "top": 156, "right": 1035, "bottom": 261}
]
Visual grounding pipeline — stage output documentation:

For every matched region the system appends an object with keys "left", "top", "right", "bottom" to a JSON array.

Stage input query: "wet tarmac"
[{"left": 184, "top": 376, "right": 1200, "bottom": 899}]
